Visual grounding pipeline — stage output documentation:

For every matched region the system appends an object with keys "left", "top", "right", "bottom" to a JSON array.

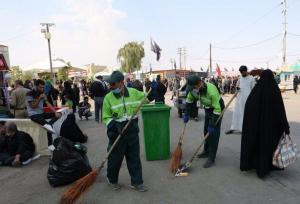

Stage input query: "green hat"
[
  {"left": 107, "top": 71, "right": 125, "bottom": 84},
  {"left": 186, "top": 75, "right": 201, "bottom": 92},
  {"left": 187, "top": 75, "right": 201, "bottom": 86}
]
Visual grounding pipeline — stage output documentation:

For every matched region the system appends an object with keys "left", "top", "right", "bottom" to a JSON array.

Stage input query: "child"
[{"left": 78, "top": 96, "right": 92, "bottom": 120}]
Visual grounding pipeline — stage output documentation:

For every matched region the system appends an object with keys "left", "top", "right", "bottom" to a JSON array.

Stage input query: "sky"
[{"left": 1, "top": 0, "right": 300, "bottom": 72}]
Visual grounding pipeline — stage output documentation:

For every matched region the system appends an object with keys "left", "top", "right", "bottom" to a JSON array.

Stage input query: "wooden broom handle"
[
  {"left": 98, "top": 88, "right": 152, "bottom": 171},
  {"left": 178, "top": 123, "right": 187, "bottom": 145},
  {"left": 189, "top": 92, "right": 238, "bottom": 163}
]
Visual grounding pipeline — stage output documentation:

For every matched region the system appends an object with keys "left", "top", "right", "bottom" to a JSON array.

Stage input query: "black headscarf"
[
  {"left": 240, "top": 69, "right": 289, "bottom": 178},
  {"left": 60, "top": 114, "right": 87, "bottom": 143}
]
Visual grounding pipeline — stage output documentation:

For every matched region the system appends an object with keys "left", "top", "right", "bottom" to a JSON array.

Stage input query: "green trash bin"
[{"left": 141, "top": 103, "right": 171, "bottom": 161}]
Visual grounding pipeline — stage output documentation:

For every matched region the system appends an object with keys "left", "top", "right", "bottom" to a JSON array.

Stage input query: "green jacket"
[
  {"left": 186, "top": 82, "right": 222, "bottom": 115},
  {"left": 102, "top": 87, "right": 145, "bottom": 126}
]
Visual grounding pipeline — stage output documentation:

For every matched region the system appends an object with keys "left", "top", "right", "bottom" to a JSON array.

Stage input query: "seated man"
[
  {"left": 26, "top": 79, "right": 61, "bottom": 145},
  {"left": 0, "top": 122, "right": 36, "bottom": 167},
  {"left": 78, "top": 96, "right": 92, "bottom": 120}
]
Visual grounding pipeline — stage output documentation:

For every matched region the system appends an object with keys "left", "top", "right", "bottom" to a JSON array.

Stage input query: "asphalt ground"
[{"left": 1, "top": 91, "right": 300, "bottom": 204}]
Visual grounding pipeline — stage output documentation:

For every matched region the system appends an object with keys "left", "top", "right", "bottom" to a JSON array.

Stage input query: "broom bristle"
[
  {"left": 170, "top": 145, "right": 182, "bottom": 173},
  {"left": 60, "top": 170, "right": 99, "bottom": 204}
]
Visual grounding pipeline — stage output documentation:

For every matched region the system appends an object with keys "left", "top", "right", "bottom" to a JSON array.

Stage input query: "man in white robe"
[{"left": 226, "top": 66, "right": 255, "bottom": 134}]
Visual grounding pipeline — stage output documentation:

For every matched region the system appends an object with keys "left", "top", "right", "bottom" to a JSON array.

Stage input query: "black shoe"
[
  {"left": 197, "top": 151, "right": 209, "bottom": 159},
  {"left": 203, "top": 159, "right": 214, "bottom": 168},
  {"left": 225, "top": 130, "right": 234, "bottom": 135}
]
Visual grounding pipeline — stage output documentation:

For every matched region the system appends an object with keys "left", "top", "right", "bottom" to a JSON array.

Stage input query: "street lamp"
[{"left": 41, "top": 23, "right": 55, "bottom": 84}]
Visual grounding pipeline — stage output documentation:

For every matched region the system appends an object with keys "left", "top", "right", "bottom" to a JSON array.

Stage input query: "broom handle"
[
  {"left": 97, "top": 88, "right": 152, "bottom": 172},
  {"left": 178, "top": 123, "right": 187, "bottom": 145},
  {"left": 189, "top": 92, "right": 238, "bottom": 163}
]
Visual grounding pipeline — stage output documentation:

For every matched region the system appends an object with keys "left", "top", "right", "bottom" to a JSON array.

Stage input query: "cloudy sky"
[{"left": 1, "top": 0, "right": 300, "bottom": 71}]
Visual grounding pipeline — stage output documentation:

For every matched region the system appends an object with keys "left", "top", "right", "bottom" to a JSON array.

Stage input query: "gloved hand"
[
  {"left": 183, "top": 115, "right": 189, "bottom": 123},
  {"left": 207, "top": 126, "right": 215, "bottom": 135}
]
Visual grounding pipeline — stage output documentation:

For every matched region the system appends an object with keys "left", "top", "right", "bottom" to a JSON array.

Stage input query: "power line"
[
  {"left": 288, "top": 33, "right": 300, "bottom": 37},
  {"left": 287, "top": 53, "right": 300, "bottom": 57},
  {"left": 213, "top": 33, "right": 281, "bottom": 50},
  {"left": 215, "top": 3, "right": 281, "bottom": 45},
  {"left": 0, "top": 29, "right": 36, "bottom": 42},
  {"left": 191, "top": 55, "right": 278, "bottom": 63}
]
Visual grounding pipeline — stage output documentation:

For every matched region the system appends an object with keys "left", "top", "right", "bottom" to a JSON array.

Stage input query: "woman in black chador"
[{"left": 240, "top": 69, "right": 290, "bottom": 178}]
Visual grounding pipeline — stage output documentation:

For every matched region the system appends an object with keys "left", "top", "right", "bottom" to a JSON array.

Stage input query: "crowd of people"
[{"left": 0, "top": 66, "right": 298, "bottom": 194}]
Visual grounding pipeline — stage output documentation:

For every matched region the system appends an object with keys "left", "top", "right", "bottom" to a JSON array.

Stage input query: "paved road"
[{"left": 1, "top": 91, "right": 300, "bottom": 204}]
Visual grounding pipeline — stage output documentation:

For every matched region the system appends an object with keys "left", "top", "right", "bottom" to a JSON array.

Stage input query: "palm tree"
[{"left": 117, "top": 42, "right": 145, "bottom": 73}]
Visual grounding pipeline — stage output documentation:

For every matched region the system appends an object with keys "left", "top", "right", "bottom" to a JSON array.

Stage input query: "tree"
[
  {"left": 23, "top": 71, "right": 34, "bottom": 81},
  {"left": 57, "top": 66, "right": 71, "bottom": 81},
  {"left": 117, "top": 42, "right": 145, "bottom": 73},
  {"left": 10, "top": 66, "right": 23, "bottom": 82}
]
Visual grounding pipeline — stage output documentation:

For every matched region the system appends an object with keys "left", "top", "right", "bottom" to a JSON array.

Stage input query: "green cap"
[
  {"left": 107, "top": 71, "right": 125, "bottom": 84},
  {"left": 186, "top": 75, "right": 201, "bottom": 92},
  {"left": 187, "top": 75, "right": 201, "bottom": 86}
]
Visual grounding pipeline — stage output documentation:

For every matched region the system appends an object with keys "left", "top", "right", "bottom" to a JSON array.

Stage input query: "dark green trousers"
[
  {"left": 107, "top": 120, "right": 143, "bottom": 185},
  {"left": 203, "top": 109, "right": 222, "bottom": 162}
]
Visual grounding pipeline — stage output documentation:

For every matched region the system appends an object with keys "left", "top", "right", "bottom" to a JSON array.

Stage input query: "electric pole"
[
  {"left": 183, "top": 47, "right": 187, "bottom": 70},
  {"left": 177, "top": 48, "right": 182, "bottom": 70},
  {"left": 209, "top": 43, "right": 212, "bottom": 77},
  {"left": 170, "top": 58, "right": 174, "bottom": 69},
  {"left": 282, "top": 0, "right": 287, "bottom": 65},
  {"left": 41, "top": 23, "right": 55, "bottom": 84}
]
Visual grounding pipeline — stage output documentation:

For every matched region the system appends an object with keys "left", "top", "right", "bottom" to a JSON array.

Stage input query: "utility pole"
[
  {"left": 209, "top": 43, "right": 212, "bottom": 77},
  {"left": 266, "top": 61, "right": 270, "bottom": 69},
  {"left": 170, "top": 58, "right": 174, "bottom": 69},
  {"left": 183, "top": 47, "right": 187, "bottom": 70},
  {"left": 41, "top": 23, "right": 55, "bottom": 84},
  {"left": 177, "top": 48, "right": 182, "bottom": 70},
  {"left": 282, "top": 0, "right": 287, "bottom": 65},
  {"left": 183, "top": 47, "right": 187, "bottom": 78}
]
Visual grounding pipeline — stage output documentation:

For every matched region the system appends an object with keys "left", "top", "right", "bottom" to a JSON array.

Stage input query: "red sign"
[{"left": 0, "top": 54, "right": 9, "bottom": 71}]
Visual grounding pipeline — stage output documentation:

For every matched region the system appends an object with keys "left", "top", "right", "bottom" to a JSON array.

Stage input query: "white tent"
[{"left": 23, "top": 58, "right": 83, "bottom": 72}]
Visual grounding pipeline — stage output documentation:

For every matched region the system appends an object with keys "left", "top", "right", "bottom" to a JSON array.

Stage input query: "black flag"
[
  {"left": 151, "top": 38, "right": 162, "bottom": 61},
  {"left": 200, "top": 67, "right": 203, "bottom": 71}
]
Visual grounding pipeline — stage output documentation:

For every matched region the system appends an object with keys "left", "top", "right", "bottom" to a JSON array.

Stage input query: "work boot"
[
  {"left": 130, "top": 184, "right": 148, "bottom": 192},
  {"left": 107, "top": 178, "right": 121, "bottom": 190},
  {"left": 203, "top": 159, "right": 214, "bottom": 168},
  {"left": 197, "top": 151, "right": 209, "bottom": 159},
  {"left": 225, "top": 130, "right": 234, "bottom": 135}
]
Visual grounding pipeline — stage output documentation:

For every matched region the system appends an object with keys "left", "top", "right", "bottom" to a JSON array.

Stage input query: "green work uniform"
[
  {"left": 102, "top": 87, "right": 145, "bottom": 185},
  {"left": 186, "top": 82, "right": 224, "bottom": 161}
]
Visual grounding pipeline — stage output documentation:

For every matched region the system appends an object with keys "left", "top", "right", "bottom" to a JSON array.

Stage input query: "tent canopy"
[
  {"left": 23, "top": 58, "right": 84, "bottom": 72},
  {"left": 290, "top": 63, "right": 300, "bottom": 71}
]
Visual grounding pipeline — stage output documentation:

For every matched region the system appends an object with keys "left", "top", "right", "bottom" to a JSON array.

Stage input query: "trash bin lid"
[{"left": 141, "top": 103, "right": 171, "bottom": 112}]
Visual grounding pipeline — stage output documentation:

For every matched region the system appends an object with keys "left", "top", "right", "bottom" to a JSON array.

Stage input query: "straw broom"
[
  {"left": 170, "top": 123, "right": 187, "bottom": 173},
  {"left": 60, "top": 89, "right": 151, "bottom": 204},
  {"left": 175, "top": 92, "right": 238, "bottom": 175}
]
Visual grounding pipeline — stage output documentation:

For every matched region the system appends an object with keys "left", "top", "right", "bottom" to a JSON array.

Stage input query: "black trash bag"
[{"left": 47, "top": 137, "right": 92, "bottom": 187}]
